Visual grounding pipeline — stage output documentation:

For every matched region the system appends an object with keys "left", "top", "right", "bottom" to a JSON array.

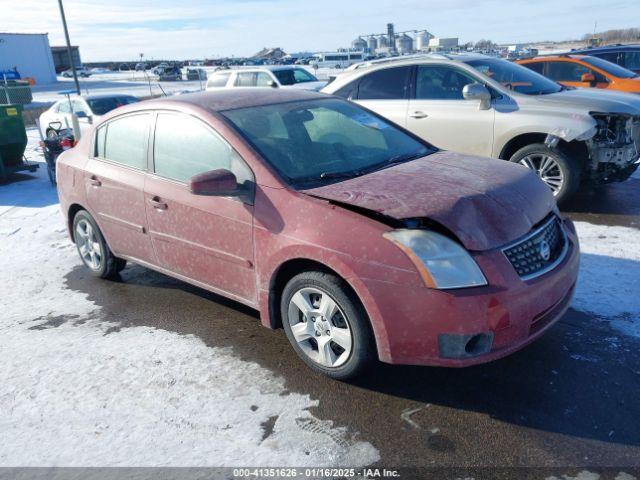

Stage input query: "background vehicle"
[
  {"left": 517, "top": 55, "right": 640, "bottom": 93},
  {"left": 135, "top": 62, "right": 147, "bottom": 71},
  {"left": 186, "top": 68, "right": 207, "bottom": 81},
  {"left": 41, "top": 128, "right": 74, "bottom": 185},
  {"left": 323, "top": 53, "right": 640, "bottom": 204},
  {"left": 312, "top": 51, "right": 365, "bottom": 69},
  {"left": 570, "top": 44, "right": 640, "bottom": 74},
  {"left": 56, "top": 89, "right": 579, "bottom": 380},
  {"left": 206, "top": 66, "right": 325, "bottom": 91},
  {"left": 61, "top": 67, "right": 91, "bottom": 78},
  {"left": 39, "top": 94, "right": 139, "bottom": 138}
]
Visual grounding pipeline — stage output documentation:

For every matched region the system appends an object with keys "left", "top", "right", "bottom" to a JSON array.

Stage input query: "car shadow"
[
  {"left": 0, "top": 171, "right": 58, "bottom": 209},
  {"left": 563, "top": 176, "right": 640, "bottom": 225},
  {"left": 60, "top": 252, "right": 640, "bottom": 453}
]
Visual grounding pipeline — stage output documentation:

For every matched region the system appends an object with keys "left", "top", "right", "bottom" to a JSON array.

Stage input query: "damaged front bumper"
[{"left": 584, "top": 113, "right": 640, "bottom": 183}]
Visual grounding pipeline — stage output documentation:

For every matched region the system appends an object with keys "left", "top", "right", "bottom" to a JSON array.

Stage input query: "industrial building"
[
  {"left": 352, "top": 24, "right": 459, "bottom": 56},
  {"left": 0, "top": 33, "right": 57, "bottom": 84},
  {"left": 51, "top": 45, "right": 81, "bottom": 73}
]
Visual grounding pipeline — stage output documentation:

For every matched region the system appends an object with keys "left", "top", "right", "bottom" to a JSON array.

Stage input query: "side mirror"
[
  {"left": 581, "top": 73, "right": 596, "bottom": 84},
  {"left": 189, "top": 169, "right": 242, "bottom": 196},
  {"left": 462, "top": 83, "right": 492, "bottom": 110},
  {"left": 75, "top": 111, "right": 88, "bottom": 119}
]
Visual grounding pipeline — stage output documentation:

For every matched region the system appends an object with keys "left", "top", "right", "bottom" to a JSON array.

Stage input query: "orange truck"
[{"left": 517, "top": 54, "right": 640, "bottom": 94}]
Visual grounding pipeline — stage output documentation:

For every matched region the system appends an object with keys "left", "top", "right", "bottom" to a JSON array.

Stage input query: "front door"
[
  {"left": 85, "top": 112, "right": 156, "bottom": 264},
  {"left": 405, "top": 65, "right": 495, "bottom": 156},
  {"left": 144, "top": 112, "right": 257, "bottom": 304}
]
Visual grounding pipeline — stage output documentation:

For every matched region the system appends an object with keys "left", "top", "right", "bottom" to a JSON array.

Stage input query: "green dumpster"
[{"left": 0, "top": 104, "right": 38, "bottom": 182}]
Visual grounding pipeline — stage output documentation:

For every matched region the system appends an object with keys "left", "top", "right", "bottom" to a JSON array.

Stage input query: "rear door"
[
  {"left": 85, "top": 112, "right": 156, "bottom": 264},
  {"left": 353, "top": 65, "right": 411, "bottom": 127},
  {"left": 144, "top": 112, "right": 257, "bottom": 304},
  {"left": 406, "top": 64, "right": 495, "bottom": 156}
]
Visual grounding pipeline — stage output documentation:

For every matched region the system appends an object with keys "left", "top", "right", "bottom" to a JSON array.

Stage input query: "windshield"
[
  {"left": 466, "top": 58, "right": 563, "bottom": 95},
  {"left": 272, "top": 68, "right": 318, "bottom": 85},
  {"left": 581, "top": 56, "right": 638, "bottom": 78},
  {"left": 222, "top": 98, "right": 433, "bottom": 188},
  {"left": 87, "top": 96, "right": 139, "bottom": 116}
]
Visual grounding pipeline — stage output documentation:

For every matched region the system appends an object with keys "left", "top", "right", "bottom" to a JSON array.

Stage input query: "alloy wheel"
[
  {"left": 518, "top": 153, "right": 565, "bottom": 196},
  {"left": 287, "top": 287, "right": 352, "bottom": 368},
  {"left": 75, "top": 219, "right": 103, "bottom": 270}
]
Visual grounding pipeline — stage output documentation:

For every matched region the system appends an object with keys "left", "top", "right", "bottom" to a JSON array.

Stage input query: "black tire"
[
  {"left": 72, "top": 210, "right": 125, "bottom": 279},
  {"left": 509, "top": 143, "right": 581, "bottom": 205},
  {"left": 280, "top": 271, "right": 374, "bottom": 380}
]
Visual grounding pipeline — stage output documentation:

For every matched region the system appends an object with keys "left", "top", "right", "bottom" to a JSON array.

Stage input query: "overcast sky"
[{"left": 4, "top": 0, "right": 640, "bottom": 61}]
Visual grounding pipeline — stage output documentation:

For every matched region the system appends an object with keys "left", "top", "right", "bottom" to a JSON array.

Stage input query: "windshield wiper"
[
  {"left": 319, "top": 170, "right": 364, "bottom": 180},
  {"left": 386, "top": 150, "right": 428, "bottom": 165}
]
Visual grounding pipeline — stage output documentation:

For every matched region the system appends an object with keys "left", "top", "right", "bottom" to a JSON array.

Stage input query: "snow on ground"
[
  {"left": 0, "top": 130, "right": 379, "bottom": 466},
  {"left": 1, "top": 131, "right": 640, "bottom": 466},
  {"left": 573, "top": 222, "right": 640, "bottom": 338}
]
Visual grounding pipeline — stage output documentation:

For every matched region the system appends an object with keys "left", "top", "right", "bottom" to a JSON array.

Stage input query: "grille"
[{"left": 503, "top": 216, "right": 567, "bottom": 280}]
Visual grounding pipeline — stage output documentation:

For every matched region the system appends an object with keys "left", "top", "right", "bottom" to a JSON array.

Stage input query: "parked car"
[
  {"left": 570, "top": 44, "right": 640, "bottom": 74},
  {"left": 206, "top": 66, "right": 325, "bottom": 91},
  {"left": 135, "top": 62, "right": 147, "bottom": 71},
  {"left": 153, "top": 63, "right": 170, "bottom": 75},
  {"left": 517, "top": 55, "right": 640, "bottom": 93},
  {"left": 39, "top": 94, "right": 139, "bottom": 138},
  {"left": 56, "top": 89, "right": 579, "bottom": 379},
  {"left": 158, "top": 66, "right": 182, "bottom": 81},
  {"left": 61, "top": 67, "right": 91, "bottom": 78},
  {"left": 322, "top": 53, "right": 640, "bottom": 204}
]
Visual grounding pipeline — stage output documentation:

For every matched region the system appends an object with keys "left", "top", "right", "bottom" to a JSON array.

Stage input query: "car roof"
[
  {"left": 572, "top": 44, "right": 640, "bottom": 53},
  {"left": 522, "top": 54, "right": 589, "bottom": 62},
  {"left": 137, "top": 89, "right": 326, "bottom": 112}
]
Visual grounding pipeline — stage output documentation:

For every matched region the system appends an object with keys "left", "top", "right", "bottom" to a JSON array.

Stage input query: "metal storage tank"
[
  {"left": 377, "top": 35, "right": 389, "bottom": 48},
  {"left": 415, "top": 30, "right": 434, "bottom": 51},
  {"left": 351, "top": 37, "right": 367, "bottom": 51},
  {"left": 395, "top": 34, "right": 413, "bottom": 54},
  {"left": 0, "top": 33, "right": 57, "bottom": 84},
  {"left": 367, "top": 36, "right": 378, "bottom": 52}
]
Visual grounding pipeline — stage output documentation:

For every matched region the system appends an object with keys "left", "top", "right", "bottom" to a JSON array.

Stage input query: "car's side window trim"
[
  {"left": 355, "top": 65, "right": 411, "bottom": 101},
  {"left": 148, "top": 109, "right": 256, "bottom": 191},
  {"left": 90, "top": 111, "right": 153, "bottom": 172}
]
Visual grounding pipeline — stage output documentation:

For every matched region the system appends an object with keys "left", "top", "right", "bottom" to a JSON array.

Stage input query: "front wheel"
[
  {"left": 72, "top": 210, "right": 126, "bottom": 279},
  {"left": 509, "top": 143, "right": 581, "bottom": 205},
  {"left": 281, "top": 271, "right": 374, "bottom": 380}
]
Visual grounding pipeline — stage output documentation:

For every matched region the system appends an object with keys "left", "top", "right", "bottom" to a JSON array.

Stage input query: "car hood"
[
  {"left": 287, "top": 81, "right": 327, "bottom": 91},
  {"left": 301, "top": 152, "right": 555, "bottom": 251},
  {"left": 531, "top": 87, "right": 640, "bottom": 115}
]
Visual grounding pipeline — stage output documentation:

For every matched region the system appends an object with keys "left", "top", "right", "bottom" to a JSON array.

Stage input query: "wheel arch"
[
  {"left": 498, "top": 132, "right": 589, "bottom": 164},
  {"left": 67, "top": 203, "right": 86, "bottom": 241}
]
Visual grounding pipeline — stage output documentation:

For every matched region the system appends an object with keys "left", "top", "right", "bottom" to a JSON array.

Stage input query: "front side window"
[
  {"left": 153, "top": 113, "right": 253, "bottom": 185},
  {"left": 72, "top": 100, "right": 89, "bottom": 115},
  {"left": 546, "top": 61, "right": 607, "bottom": 82},
  {"left": 466, "top": 58, "right": 562, "bottom": 95},
  {"left": 97, "top": 114, "right": 151, "bottom": 169},
  {"left": 273, "top": 68, "right": 317, "bottom": 86},
  {"left": 622, "top": 51, "right": 640, "bottom": 71},
  {"left": 415, "top": 65, "right": 479, "bottom": 100},
  {"left": 581, "top": 56, "right": 637, "bottom": 78},
  {"left": 357, "top": 66, "right": 411, "bottom": 100},
  {"left": 57, "top": 101, "right": 71, "bottom": 114},
  {"left": 222, "top": 98, "right": 433, "bottom": 188}
]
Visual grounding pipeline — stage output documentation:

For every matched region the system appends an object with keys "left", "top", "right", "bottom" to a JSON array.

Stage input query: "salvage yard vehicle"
[
  {"left": 39, "top": 94, "right": 139, "bottom": 138},
  {"left": 56, "top": 89, "right": 580, "bottom": 379},
  {"left": 322, "top": 53, "right": 640, "bottom": 204},
  {"left": 517, "top": 55, "right": 640, "bottom": 93},
  {"left": 206, "top": 66, "right": 325, "bottom": 91},
  {"left": 61, "top": 67, "right": 92, "bottom": 78},
  {"left": 570, "top": 44, "right": 640, "bottom": 75}
]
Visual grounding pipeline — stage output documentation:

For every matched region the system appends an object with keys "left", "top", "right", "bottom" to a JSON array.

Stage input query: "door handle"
[
  {"left": 149, "top": 196, "right": 168, "bottom": 210},
  {"left": 409, "top": 111, "right": 429, "bottom": 119},
  {"left": 89, "top": 175, "right": 101, "bottom": 187}
]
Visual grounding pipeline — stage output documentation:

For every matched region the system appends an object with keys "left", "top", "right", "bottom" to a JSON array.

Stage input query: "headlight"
[{"left": 383, "top": 230, "right": 487, "bottom": 289}]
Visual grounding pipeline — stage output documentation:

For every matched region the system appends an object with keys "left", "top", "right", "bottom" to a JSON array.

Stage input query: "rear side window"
[
  {"left": 255, "top": 72, "right": 273, "bottom": 86},
  {"left": 153, "top": 113, "right": 253, "bottom": 185},
  {"left": 95, "top": 114, "right": 151, "bottom": 169},
  {"left": 235, "top": 72, "right": 256, "bottom": 87},
  {"left": 521, "top": 62, "right": 545, "bottom": 74},
  {"left": 622, "top": 51, "right": 640, "bottom": 71},
  {"left": 208, "top": 73, "right": 230, "bottom": 87},
  {"left": 594, "top": 52, "right": 620, "bottom": 64},
  {"left": 357, "top": 66, "right": 411, "bottom": 100}
]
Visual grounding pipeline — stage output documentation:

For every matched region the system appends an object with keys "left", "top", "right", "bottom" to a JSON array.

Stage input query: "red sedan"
[{"left": 56, "top": 89, "right": 579, "bottom": 379}]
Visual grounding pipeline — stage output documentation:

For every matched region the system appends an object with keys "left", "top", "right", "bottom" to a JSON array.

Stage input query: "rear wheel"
[
  {"left": 72, "top": 210, "right": 126, "bottom": 279},
  {"left": 281, "top": 271, "right": 374, "bottom": 380},
  {"left": 509, "top": 143, "right": 581, "bottom": 205}
]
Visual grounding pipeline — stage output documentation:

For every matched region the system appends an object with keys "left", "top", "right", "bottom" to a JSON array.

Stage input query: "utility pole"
[{"left": 57, "top": 0, "right": 80, "bottom": 95}]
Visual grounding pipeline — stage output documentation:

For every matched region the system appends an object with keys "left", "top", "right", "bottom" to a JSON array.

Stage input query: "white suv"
[
  {"left": 322, "top": 53, "right": 640, "bottom": 203},
  {"left": 206, "top": 66, "right": 325, "bottom": 92}
]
